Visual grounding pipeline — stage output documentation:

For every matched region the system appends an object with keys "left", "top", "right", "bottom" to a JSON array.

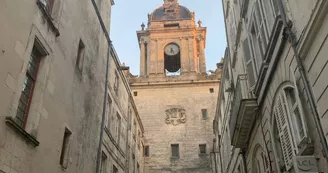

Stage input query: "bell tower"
[
  {"left": 137, "top": 0, "right": 207, "bottom": 77},
  {"left": 130, "top": 1, "right": 220, "bottom": 173}
]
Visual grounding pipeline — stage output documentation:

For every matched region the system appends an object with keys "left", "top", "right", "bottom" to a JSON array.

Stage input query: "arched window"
[
  {"left": 272, "top": 85, "right": 308, "bottom": 171},
  {"left": 253, "top": 145, "right": 270, "bottom": 173},
  {"left": 164, "top": 43, "right": 181, "bottom": 76}
]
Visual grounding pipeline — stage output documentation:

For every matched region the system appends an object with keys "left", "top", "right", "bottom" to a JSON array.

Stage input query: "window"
[
  {"left": 15, "top": 47, "right": 42, "bottom": 127},
  {"left": 113, "top": 165, "right": 118, "bottom": 173},
  {"left": 114, "top": 71, "right": 119, "bottom": 94},
  {"left": 60, "top": 128, "right": 72, "bottom": 169},
  {"left": 134, "top": 91, "right": 138, "bottom": 96},
  {"left": 171, "top": 144, "right": 179, "bottom": 158},
  {"left": 284, "top": 87, "right": 306, "bottom": 143},
  {"left": 106, "top": 94, "right": 112, "bottom": 128},
  {"left": 164, "top": 23, "right": 180, "bottom": 27},
  {"left": 209, "top": 88, "right": 214, "bottom": 93},
  {"left": 250, "top": 23, "right": 264, "bottom": 70},
  {"left": 273, "top": 86, "right": 307, "bottom": 170},
  {"left": 115, "top": 113, "right": 121, "bottom": 144},
  {"left": 76, "top": 39, "right": 85, "bottom": 72},
  {"left": 253, "top": 146, "right": 269, "bottom": 173},
  {"left": 242, "top": 37, "right": 257, "bottom": 87},
  {"left": 144, "top": 146, "right": 150, "bottom": 157},
  {"left": 245, "top": 0, "right": 280, "bottom": 72},
  {"left": 260, "top": 0, "right": 280, "bottom": 33},
  {"left": 199, "top": 144, "right": 206, "bottom": 154},
  {"left": 133, "top": 120, "right": 137, "bottom": 141},
  {"left": 100, "top": 152, "right": 107, "bottom": 173},
  {"left": 229, "top": 7, "right": 237, "bottom": 51},
  {"left": 202, "top": 109, "right": 208, "bottom": 120}
]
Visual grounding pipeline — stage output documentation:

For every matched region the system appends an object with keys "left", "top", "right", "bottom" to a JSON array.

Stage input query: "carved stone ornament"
[{"left": 165, "top": 108, "right": 186, "bottom": 125}]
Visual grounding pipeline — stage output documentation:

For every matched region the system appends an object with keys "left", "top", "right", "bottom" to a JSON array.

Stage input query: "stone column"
[
  {"left": 149, "top": 39, "right": 157, "bottom": 75},
  {"left": 198, "top": 37, "right": 206, "bottom": 73},
  {"left": 180, "top": 38, "right": 188, "bottom": 74},
  {"left": 140, "top": 41, "right": 145, "bottom": 76},
  {"left": 157, "top": 39, "right": 164, "bottom": 75},
  {"left": 188, "top": 37, "right": 196, "bottom": 72}
]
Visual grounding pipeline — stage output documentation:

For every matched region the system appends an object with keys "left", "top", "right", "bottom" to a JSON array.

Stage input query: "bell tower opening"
[{"left": 164, "top": 43, "right": 181, "bottom": 76}]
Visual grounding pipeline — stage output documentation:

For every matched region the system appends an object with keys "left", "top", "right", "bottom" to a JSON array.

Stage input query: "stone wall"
[
  {"left": 0, "top": 0, "right": 144, "bottom": 173},
  {"left": 132, "top": 80, "right": 219, "bottom": 173}
]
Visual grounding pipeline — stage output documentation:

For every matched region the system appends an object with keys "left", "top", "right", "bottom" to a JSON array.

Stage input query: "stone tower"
[{"left": 129, "top": 1, "right": 221, "bottom": 172}]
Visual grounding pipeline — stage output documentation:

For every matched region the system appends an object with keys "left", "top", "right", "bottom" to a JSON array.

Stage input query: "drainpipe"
[
  {"left": 96, "top": 44, "right": 111, "bottom": 173},
  {"left": 125, "top": 100, "right": 132, "bottom": 173},
  {"left": 276, "top": 0, "right": 328, "bottom": 163}
]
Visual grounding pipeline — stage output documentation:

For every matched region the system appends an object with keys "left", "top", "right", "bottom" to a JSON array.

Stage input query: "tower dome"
[{"left": 151, "top": 1, "right": 192, "bottom": 21}]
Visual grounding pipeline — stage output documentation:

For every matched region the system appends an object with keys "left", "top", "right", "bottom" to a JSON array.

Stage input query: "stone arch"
[
  {"left": 269, "top": 81, "right": 298, "bottom": 172},
  {"left": 252, "top": 144, "right": 270, "bottom": 173},
  {"left": 164, "top": 42, "right": 181, "bottom": 76}
]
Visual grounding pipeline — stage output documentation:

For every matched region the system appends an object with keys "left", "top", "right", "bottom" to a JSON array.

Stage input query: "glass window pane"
[
  {"left": 20, "top": 91, "right": 29, "bottom": 104},
  {"left": 24, "top": 76, "right": 33, "bottom": 89},
  {"left": 286, "top": 88, "right": 297, "bottom": 105},
  {"left": 171, "top": 144, "right": 179, "bottom": 157},
  {"left": 18, "top": 101, "right": 27, "bottom": 112},
  {"left": 202, "top": 109, "right": 207, "bottom": 120},
  {"left": 27, "top": 63, "right": 37, "bottom": 77},
  {"left": 15, "top": 108, "right": 25, "bottom": 126},
  {"left": 199, "top": 144, "right": 206, "bottom": 154},
  {"left": 243, "top": 38, "right": 251, "bottom": 62},
  {"left": 246, "top": 61, "right": 256, "bottom": 86},
  {"left": 294, "top": 107, "right": 305, "bottom": 139},
  {"left": 271, "top": 0, "right": 279, "bottom": 17}
]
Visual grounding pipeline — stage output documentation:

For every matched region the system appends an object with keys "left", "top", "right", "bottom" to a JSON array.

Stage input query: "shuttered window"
[
  {"left": 274, "top": 95, "right": 295, "bottom": 170},
  {"left": 242, "top": 38, "right": 257, "bottom": 87},
  {"left": 284, "top": 87, "right": 308, "bottom": 146}
]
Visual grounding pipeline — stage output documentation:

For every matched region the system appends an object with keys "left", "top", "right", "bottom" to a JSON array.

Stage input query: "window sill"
[
  {"left": 5, "top": 116, "right": 40, "bottom": 147},
  {"left": 36, "top": 0, "right": 60, "bottom": 37},
  {"left": 104, "top": 127, "right": 126, "bottom": 157},
  {"left": 60, "top": 165, "right": 68, "bottom": 172},
  {"left": 170, "top": 157, "right": 180, "bottom": 160}
]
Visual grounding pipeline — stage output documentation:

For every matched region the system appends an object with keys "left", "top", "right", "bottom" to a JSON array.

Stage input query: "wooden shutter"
[
  {"left": 274, "top": 95, "right": 295, "bottom": 170},
  {"left": 242, "top": 38, "right": 256, "bottom": 87}
]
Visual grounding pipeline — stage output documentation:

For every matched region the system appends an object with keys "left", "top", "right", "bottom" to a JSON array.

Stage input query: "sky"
[{"left": 110, "top": 0, "right": 227, "bottom": 75}]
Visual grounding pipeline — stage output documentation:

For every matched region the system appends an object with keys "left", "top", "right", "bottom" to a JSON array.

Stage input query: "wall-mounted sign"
[{"left": 293, "top": 156, "right": 318, "bottom": 173}]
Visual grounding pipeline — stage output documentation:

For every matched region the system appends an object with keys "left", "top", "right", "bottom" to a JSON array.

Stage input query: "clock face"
[{"left": 165, "top": 44, "right": 180, "bottom": 56}]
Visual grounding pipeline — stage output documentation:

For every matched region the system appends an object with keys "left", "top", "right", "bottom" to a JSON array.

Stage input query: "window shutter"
[
  {"left": 242, "top": 38, "right": 256, "bottom": 87},
  {"left": 274, "top": 95, "right": 295, "bottom": 170}
]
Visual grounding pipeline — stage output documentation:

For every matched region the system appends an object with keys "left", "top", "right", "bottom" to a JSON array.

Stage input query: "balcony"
[{"left": 230, "top": 74, "right": 258, "bottom": 149}]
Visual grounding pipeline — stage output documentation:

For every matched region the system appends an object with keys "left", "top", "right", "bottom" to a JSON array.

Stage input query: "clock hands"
[{"left": 170, "top": 47, "right": 175, "bottom": 54}]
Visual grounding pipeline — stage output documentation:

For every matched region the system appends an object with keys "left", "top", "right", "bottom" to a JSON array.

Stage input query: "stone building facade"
[
  {"left": 0, "top": 0, "right": 144, "bottom": 173},
  {"left": 214, "top": 0, "right": 328, "bottom": 173},
  {"left": 128, "top": 0, "right": 221, "bottom": 172}
]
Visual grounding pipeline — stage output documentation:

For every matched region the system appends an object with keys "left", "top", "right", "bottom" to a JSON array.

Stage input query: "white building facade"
[{"left": 214, "top": 0, "right": 328, "bottom": 173}]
